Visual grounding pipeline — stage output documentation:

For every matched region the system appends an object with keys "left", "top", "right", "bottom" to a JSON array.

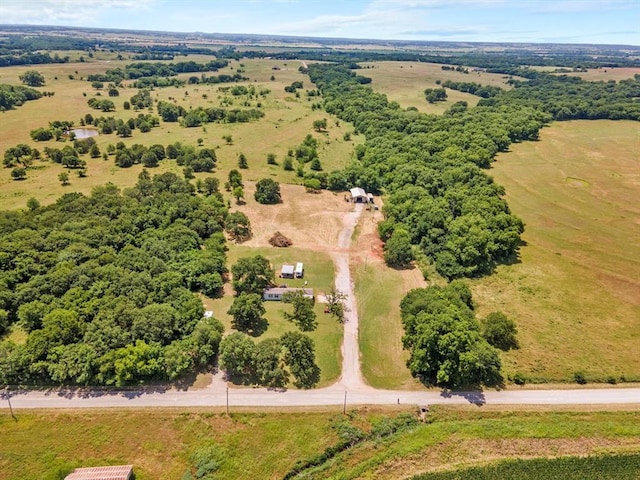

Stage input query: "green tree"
[
  {"left": 203, "top": 177, "right": 220, "bottom": 196},
  {"left": 228, "top": 169, "right": 243, "bottom": 189},
  {"left": 232, "top": 186, "right": 245, "bottom": 204},
  {"left": 383, "top": 228, "right": 414, "bottom": 268},
  {"left": 238, "top": 152, "right": 248, "bottom": 169},
  {"left": 282, "top": 290, "right": 317, "bottom": 332},
  {"left": 280, "top": 331, "right": 320, "bottom": 388},
  {"left": 19, "top": 70, "right": 45, "bottom": 87},
  {"left": 254, "top": 338, "right": 288, "bottom": 388},
  {"left": 313, "top": 118, "right": 327, "bottom": 132},
  {"left": 482, "top": 311, "right": 519, "bottom": 351},
  {"left": 11, "top": 167, "right": 27, "bottom": 180},
  {"left": 283, "top": 156, "right": 294, "bottom": 171},
  {"left": 254, "top": 178, "right": 281, "bottom": 204},
  {"left": 325, "top": 287, "right": 348, "bottom": 323},
  {"left": 231, "top": 255, "right": 274, "bottom": 295},
  {"left": 26, "top": 197, "right": 41, "bottom": 211},
  {"left": 219, "top": 332, "right": 256, "bottom": 378},
  {"left": 227, "top": 293, "right": 266, "bottom": 334},
  {"left": 225, "top": 211, "right": 252, "bottom": 242},
  {"left": 266, "top": 153, "right": 277, "bottom": 165},
  {"left": 58, "top": 172, "right": 70, "bottom": 185}
]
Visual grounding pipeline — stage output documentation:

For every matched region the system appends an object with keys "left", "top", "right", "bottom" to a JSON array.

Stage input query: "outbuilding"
[
  {"left": 295, "top": 262, "right": 304, "bottom": 278},
  {"left": 349, "top": 187, "right": 368, "bottom": 203},
  {"left": 263, "top": 287, "right": 314, "bottom": 301},
  {"left": 281, "top": 264, "right": 295, "bottom": 279},
  {"left": 65, "top": 465, "right": 133, "bottom": 480}
]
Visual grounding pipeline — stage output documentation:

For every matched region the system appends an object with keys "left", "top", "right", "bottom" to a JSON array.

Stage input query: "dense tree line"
[
  {"left": 401, "top": 282, "right": 502, "bottom": 387},
  {"left": 86, "top": 60, "right": 230, "bottom": 84},
  {"left": 441, "top": 80, "right": 502, "bottom": 98},
  {"left": 484, "top": 73, "right": 640, "bottom": 121},
  {"left": 0, "top": 84, "right": 42, "bottom": 111},
  {"left": 309, "top": 63, "right": 530, "bottom": 278},
  {"left": 157, "top": 101, "right": 264, "bottom": 126},
  {"left": 0, "top": 171, "right": 229, "bottom": 386}
]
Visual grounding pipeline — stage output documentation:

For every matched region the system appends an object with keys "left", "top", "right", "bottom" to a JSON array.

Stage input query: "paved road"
[{"left": 4, "top": 384, "right": 640, "bottom": 409}]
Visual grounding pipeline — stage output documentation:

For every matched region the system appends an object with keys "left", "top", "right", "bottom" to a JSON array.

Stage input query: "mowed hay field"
[
  {"left": 471, "top": 120, "right": 640, "bottom": 382},
  {"left": 361, "top": 61, "right": 514, "bottom": 114},
  {"left": 0, "top": 56, "right": 360, "bottom": 209}
]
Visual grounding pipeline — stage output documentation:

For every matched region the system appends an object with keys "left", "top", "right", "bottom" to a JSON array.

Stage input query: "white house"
[{"left": 263, "top": 287, "right": 314, "bottom": 301}]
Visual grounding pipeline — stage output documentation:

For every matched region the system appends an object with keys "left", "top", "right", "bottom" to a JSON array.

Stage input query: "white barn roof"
[
  {"left": 350, "top": 187, "right": 367, "bottom": 198},
  {"left": 281, "top": 264, "right": 295, "bottom": 275}
]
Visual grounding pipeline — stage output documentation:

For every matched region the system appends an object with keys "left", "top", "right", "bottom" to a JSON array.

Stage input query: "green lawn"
[{"left": 204, "top": 245, "right": 342, "bottom": 386}]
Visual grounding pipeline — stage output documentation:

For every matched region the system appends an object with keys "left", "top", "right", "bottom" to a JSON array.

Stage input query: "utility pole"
[{"left": 343, "top": 390, "right": 347, "bottom": 415}]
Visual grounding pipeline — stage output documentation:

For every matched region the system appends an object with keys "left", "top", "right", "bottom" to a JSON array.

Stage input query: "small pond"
[{"left": 70, "top": 128, "right": 99, "bottom": 139}]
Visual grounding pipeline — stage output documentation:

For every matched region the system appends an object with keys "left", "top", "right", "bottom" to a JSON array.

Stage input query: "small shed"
[
  {"left": 203, "top": 311, "right": 213, "bottom": 318},
  {"left": 281, "top": 264, "right": 295, "bottom": 279},
  {"left": 295, "top": 262, "right": 304, "bottom": 278},
  {"left": 65, "top": 465, "right": 133, "bottom": 480},
  {"left": 263, "top": 287, "right": 314, "bottom": 301}
]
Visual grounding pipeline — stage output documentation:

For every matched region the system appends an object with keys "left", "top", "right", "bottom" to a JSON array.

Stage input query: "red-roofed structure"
[{"left": 65, "top": 465, "right": 133, "bottom": 480}]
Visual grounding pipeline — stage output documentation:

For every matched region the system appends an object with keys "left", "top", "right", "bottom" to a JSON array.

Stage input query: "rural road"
[{"left": 4, "top": 202, "right": 640, "bottom": 410}]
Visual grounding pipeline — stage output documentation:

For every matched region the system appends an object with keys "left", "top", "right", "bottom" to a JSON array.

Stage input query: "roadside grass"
[
  {"left": 471, "top": 120, "right": 640, "bottom": 383},
  {"left": 305, "top": 407, "right": 640, "bottom": 479},
  {"left": 204, "top": 245, "right": 342, "bottom": 386},
  {"left": 0, "top": 56, "right": 360, "bottom": 209},
  {"left": 3, "top": 407, "right": 635, "bottom": 480},
  {"left": 360, "top": 61, "right": 514, "bottom": 114},
  {"left": 354, "top": 262, "right": 418, "bottom": 390}
]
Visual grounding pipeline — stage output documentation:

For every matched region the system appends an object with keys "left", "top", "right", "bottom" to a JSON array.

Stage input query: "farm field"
[
  {"left": 0, "top": 56, "right": 360, "bottom": 209},
  {"left": 471, "top": 120, "right": 640, "bottom": 383},
  {"left": 2, "top": 406, "right": 639, "bottom": 480},
  {"left": 361, "top": 60, "right": 514, "bottom": 114}
]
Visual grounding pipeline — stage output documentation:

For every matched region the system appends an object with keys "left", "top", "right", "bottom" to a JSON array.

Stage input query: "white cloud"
[{"left": 0, "top": 0, "right": 157, "bottom": 25}]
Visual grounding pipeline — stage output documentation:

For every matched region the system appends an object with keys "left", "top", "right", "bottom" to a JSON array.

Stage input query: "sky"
[{"left": 1, "top": 0, "right": 638, "bottom": 46}]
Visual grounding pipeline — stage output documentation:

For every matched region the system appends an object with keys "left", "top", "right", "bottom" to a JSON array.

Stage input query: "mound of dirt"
[{"left": 269, "top": 231, "right": 292, "bottom": 248}]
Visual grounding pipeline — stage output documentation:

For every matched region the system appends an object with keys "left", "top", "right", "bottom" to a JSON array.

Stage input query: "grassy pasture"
[
  {"left": 0, "top": 56, "right": 360, "bottom": 209},
  {"left": 360, "top": 61, "right": 514, "bottom": 114},
  {"left": 471, "top": 120, "right": 640, "bottom": 383},
  {"left": 3, "top": 406, "right": 637, "bottom": 480}
]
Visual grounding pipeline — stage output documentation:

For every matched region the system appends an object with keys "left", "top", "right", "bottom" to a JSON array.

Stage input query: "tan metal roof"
[{"left": 65, "top": 465, "right": 133, "bottom": 480}]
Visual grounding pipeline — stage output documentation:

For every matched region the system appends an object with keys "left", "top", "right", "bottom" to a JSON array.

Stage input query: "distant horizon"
[
  {"left": 0, "top": 1, "right": 638, "bottom": 47},
  {"left": 3, "top": 23, "right": 639, "bottom": 48}
]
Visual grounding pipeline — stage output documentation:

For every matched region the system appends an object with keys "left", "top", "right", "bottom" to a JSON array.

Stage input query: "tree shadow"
[
  {"left": 439, "top": 388, "right": 487, "bottom": 406},
  {"left": 246, "top": 318, "right": 269, "bottom": 337}
]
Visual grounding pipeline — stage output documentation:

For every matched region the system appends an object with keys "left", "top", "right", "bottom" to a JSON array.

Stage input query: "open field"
[
  {"left": 556, "top": 67, "right": 640, "bottom": 82},
  {"left": 350, "top": 201, "right": 427, "bottom": 389},
  {"left": 361, "top": 61, "right": 514, "bottom": 114},
  {"left": 471, "top": 120, "right": 640, "bottom": 383},
  {"left": 0, "top": 56, "right": 360, "bottom": 209},
  {"left": 2, "top": 406, "right": 639, "bottom": 480}
]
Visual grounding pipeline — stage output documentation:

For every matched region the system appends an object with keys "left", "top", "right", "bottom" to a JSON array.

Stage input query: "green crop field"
[
  {"left": 411, "top": 453, "right": 640, "bottom": 480},
  {"left": 4, "top": 406, "right": 637, "bottom": 480},
  {"left": 471, "top": 120, "right": 640, "bottom": 383}
]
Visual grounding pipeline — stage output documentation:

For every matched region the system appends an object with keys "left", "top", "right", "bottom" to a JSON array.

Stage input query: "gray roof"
[
  {"left": 350, "top": 187, "right": 367, "bottom": 198},
  {"left": 281, "top": 264, "right": 295, "bottom": 274},
  {"left": 264, "top": 287, "right": 313, "bottom": 296}
]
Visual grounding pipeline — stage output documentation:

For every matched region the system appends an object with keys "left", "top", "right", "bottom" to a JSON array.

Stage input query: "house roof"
[
  {"left": 65, "top": 465, "right": 133, "bottom": 480},
  {"left": 350, "top": 187, "right": 367, "bottom": 198},
  {"left": 264, "top": 287, "right": 313, "bottom": 296},
  {"left": 281, "top": 264, "right": 295, "bottom": 274}
]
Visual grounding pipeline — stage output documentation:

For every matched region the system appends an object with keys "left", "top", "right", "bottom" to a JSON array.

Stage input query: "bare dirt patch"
[{"left": 231, "top": 182, "right": 352, "bottom": 252}]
